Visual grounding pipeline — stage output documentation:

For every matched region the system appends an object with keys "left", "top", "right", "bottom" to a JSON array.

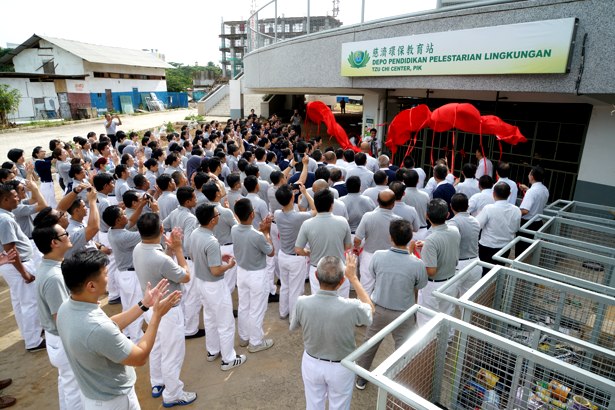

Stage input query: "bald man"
[
  {"left": 353, "top": 189, "right": 401, "bottom": 296},
  {"left": 299, "top": 180, "right": 347, "bottom": 219},
  {"left": 360, "top": 142, "right": 379, "bottom": 174}
]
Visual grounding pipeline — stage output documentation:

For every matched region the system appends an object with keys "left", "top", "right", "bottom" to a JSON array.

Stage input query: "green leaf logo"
[{"left": 347, "top": 50, "right": 370, "bottom": 68}]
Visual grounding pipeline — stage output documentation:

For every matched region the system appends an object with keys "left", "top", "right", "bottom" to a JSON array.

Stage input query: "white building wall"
[
  {"left": 1, "top": 78, "right": 59, "bottom": 121},
  {"left": 577, "top": 105, "right": 615, "bottom": 187},
  {"left": 13, "top": 40, "right": 84, "bottom": 75},
  {"left": 87, "top": 78, "right": 167, "bottom": 93}
]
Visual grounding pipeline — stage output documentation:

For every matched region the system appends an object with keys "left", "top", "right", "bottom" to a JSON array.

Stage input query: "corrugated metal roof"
[{"left": 0, "top": 34, "right": 172, "bottom": 69}]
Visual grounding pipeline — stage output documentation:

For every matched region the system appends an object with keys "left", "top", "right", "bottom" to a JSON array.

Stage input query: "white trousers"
[
  {"left": 118, "top": 270, "right": 143, "bottom": 341},
  {"left": 181, "top": 260, "right": 202, "bottom": 336},
  {"left": 29, "top": 239, "right": 43, "bottom": 270},
  {"left": 417, "top": 278, "right": 458, "bottom": 327},
  {"left": 301, "top": 351, "right": 354, "bottom": 410},
  {"left": 308, "top": 265, "right": 349, "bottom": 298},
  {"left": 237, "top": 266, "right": 268, "bottom": 346},
  {"left": 46, "top": 331, "right": 83, "bottom": 410},
  {"left": 40, "top": 181, "right": 57, "bottom": 209},
  {"left": 82, "top": 386, "right": 139, "bottom": 410},
  {"left": 144, "top": 307, "right": 186, "bottom": 402},
  {"left": 220, "top": 244, "right": 237, "bottom": 293},
  {"left": 97, "top": 231, "right": 120, "bottom": 300},
  {"left": 359, "top": 251, "right": 375, "bottom": 297},
  {"left": 278, "top": 251, "right": 307, "bottom": 318},
  {"left": 269, "top": 223, "right": 281, "bottom": 293},
  {"left": 266, "top": 255, "right": 278, "bottom": 295},
  {"left": 197, "top": 278, "right": 237, "bottom": 363},
  {"left": 456, "top": 257, "right": 482, "bottom": 298},
  {"left": 0, "top": 260, "right": 43, "bottom": 349}
]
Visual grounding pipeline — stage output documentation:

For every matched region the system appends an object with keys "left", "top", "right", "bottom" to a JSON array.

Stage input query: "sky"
[{"left": 1, "top": 0, "right": 436, "bottom": 67}]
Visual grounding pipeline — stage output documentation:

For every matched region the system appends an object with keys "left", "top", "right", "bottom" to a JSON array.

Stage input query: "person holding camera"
[{"left": 104, "top": 113, "right": 122, "bottom": 148}]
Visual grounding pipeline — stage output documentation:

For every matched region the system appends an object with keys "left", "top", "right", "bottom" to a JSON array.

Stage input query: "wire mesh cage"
[
  {"left": 544, "top": 200, "right": 615, "bottom": 227},
  {"left": 344, "top": 311, "right": 614, "bottom": 410},
  {"left": 520, "top": 215, "right": 615, "bottom": 257},
  {"left": 493, "top": 237, "right": 615, "bottom": 294}
]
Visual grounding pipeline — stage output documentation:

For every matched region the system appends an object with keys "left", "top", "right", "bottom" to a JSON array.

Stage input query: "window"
[
  {"left": 294, "top": 23, "right": 304, "bottom": 33},
  {"left": 42, "top": 59, "right": 55, "bottom": 74}
]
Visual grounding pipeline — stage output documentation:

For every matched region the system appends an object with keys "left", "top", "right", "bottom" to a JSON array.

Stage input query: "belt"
[
  {"left": 419, "top": 225, "right": 428, "bottom": 229},
  {"left": 428, "top": 276, "right": 453, "bottom": 283},
  {"left": 283, "top": 251, "right": 298, "bottom": 256},
  {"left": 458, "top": 257, "right": 476, "bottom": 261},
  {"left": 307, "top": 352, "right": 341, "bottom": 363},
  {"left": 271, "top": 220, "right": 276, "bottom": 224},
  {"left": 127, "top": 268, "right": 135, "bottom": 271},
  {"left": 40, "top": 180, "right": 53, "bottom": 183},
  {"left": 184, "top": 256, "right": 192, "bottom": 261},
  {"left": 221, "top": 243, "right": 233, "bottom": 246},
  {"left": 351, "top": 231, "right": 356, "bottom": 235}
]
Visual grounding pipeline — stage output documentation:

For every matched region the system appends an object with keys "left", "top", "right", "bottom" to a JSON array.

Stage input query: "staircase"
[{"left": 207, "top": 94, "right": 230, "bottom": 117}]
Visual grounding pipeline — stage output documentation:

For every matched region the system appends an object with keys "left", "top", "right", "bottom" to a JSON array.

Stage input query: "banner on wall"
[{"left": 341, "top": 18, "right": 577, "bottom": 77}]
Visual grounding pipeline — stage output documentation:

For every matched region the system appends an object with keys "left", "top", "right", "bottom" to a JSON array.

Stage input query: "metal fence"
[
  {"left": 493, "top": 237, "right": 615, "bottom": 294},
  {"left": 344, "top": 310, "right": 614, "bottom": 409},
  {"left": 544, "top": 200, "right": 615, "bottom": 227},
  {"left": 520, "top": 215, "right": 615, "bottom": 257}
]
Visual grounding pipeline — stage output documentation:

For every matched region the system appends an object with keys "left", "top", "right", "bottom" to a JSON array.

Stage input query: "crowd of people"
[{"left": 0, "top": 109, "right": 549, "bottom": 409}]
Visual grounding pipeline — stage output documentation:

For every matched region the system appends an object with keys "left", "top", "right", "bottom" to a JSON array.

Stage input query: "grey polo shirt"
[
  {"left": 189, "top": 227, "right": 222, "bottom": 282},
  {"left": 403, "top": 188, "right": 430, "bottom": 228},
  {"left": 57, "top": 299, "right": 136, "bottom": 401},
  {"left": 370, "top": 248, "right": 427, "bottom": 311},
  {"left": 0, "top": 209, "right": 33, "bottom": 261},
  {"left": 274, "top": 209, "right": 312, "bottom": 255},
  {"left": 13, "top": 202, "right": 36, "bottom": 239},
  {"left": 448, "top": 212, "right": 480, "bottom": 259},
  {"left": 290, "top": 290, "right": 372, "bottom": 361},
  {"left": 355, "top": 208, "right": 401, "bottom": 253},
  {"left": 363, "top": 185, "right": 388, "bottom": 206},
  {"left": 231, "top": 224, "right": 273, "bottom": 270},
  {"left": 211, "top": 202, "right": 236, "bottom": 245},
  {"left": 246, "top": 193, "right": 269, "bottom": 230},
  {"left": 256, "top": 162, "right": 274, "bottom": 183},
  {"left": 108, "top": 229, "right": 141, "bottom": 271},
  {"left": 295, "top": 212, "right": 351, "bottom": 267},
  {"left": 145, "top": 170, "right": 157, "bottom": 189},
  {"left": 393, "top": 202, "right": 420, "bottom": 232},
  {"left": 157, "top": 191, "right": 179, "bottom": 220},
  {"left": 298, "top": 187, "right": 339, "bottom": 210},
  {"left": 65, "top": 220, "right": 91, "bottom": 259},
  {"left": 114, "top": 178, "right": 130, "bottom": 200},
  {"left": 162, "top": 206, "right": 198, "bottom": 255},
  {"left": 267, "top": 185, "right": 283, "bottom": 214},
  {"left": 227, "top": 190, "right": 244, "bottom": 211},
  {"left": 340, "top": 193, "right": 376, "bottom": 232},
  {"left": 133, "top": 242, "right": 186, "bottom": 294},
  {"left": 421, "top": 224, "right": 460, "bottom": 281},
  {"left": 96, "top": 193, "right": 111, "bottom": 233},
  {"left": 36, "top": 259, "right": 69, "bottom": 336},
  {"left": 346, "top": 166, "right": 375, "bottom": 193}
]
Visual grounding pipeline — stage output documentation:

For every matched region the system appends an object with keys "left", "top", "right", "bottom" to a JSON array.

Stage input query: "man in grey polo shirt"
[
  {"left": 340, "top": 176, "right": 376, "bottom": 234},
  {"left": 355, "top": 219, "right": 427, "bottom": 390},
  {"left": 191, "top": 203, "right": 246, "bottom": 371},
  {"left": 0, "top": 184, "right": 44, "bottom": 351},
  {"left": 103, "top": 206, "right": 145, "bottom": 341},
  {"left": 133, "top": 213, "right": 197, "bottom": 407},
  {"left": 162, "top": 186, "right": 203, "bottom": 339},
  {"left": 274, "top": 184, "right": 315, "bottom": 320},
  {"left": 63, "top": 187, "right": 100, "bottom": 258},
  {"left": 353, "top": 189, "right": 401, "bottom": 296},
  {"left": 203, "top": 181, "right": 238, "bottom": 293},
  {"left": 155, "top": 174, "right": 179, "bottom": 220},
  {"left": 57, "top": 250, "right": 181, "bottom": 409},
  {"left": 345, "top": 153, "right": 375, "bottom": 193},
  {"left": 290, "top": 254, "right": 373, "bottom": 409},
  {"left": 402, "top": 170, "right": 430, "bottom": 241},
  {"left": 389, "top": 181, "right": 420, "bottom": 233},
  {"left": 32, "top": 222, "right": 83, "bottom": 409},
  {"left": 232, "top": 198, "right": 275, "bottom": 353},
  {"left": 448, "top": 193, "right": 482, "bottom": 297},
  {"left": 416, "top": 199, "right": 460, "bottom": 327},
  {"left": 296, "top": 189, "right": 353, "bottom": 297}
]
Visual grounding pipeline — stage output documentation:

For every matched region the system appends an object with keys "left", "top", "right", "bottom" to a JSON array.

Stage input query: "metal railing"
[
  {"left": 493, "top": 237, "right": 615, "bottom": 294},
  {"left": 199, "top": 84, "right": 229, "bottom": 115},
  {"left": 344, "top": 309, "right": 614, "bottom": 409},
  {"left": 520, "top": 215, "right": 615, "bottom": 257},
  {"left": 544, "top": 200, "right": 615, "bottom": 227}
]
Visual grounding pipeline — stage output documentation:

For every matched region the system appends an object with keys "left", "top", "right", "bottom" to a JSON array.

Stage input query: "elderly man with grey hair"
[
  {"left": 290, "top": 253, "right": 374, "bottom": 410},
  {"left": 299, "top": 179, "right": 347, "bottom": 219}
]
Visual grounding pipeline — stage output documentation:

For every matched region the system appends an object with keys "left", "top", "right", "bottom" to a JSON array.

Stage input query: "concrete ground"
[{"left": 0, "top": 113, "right": 392, "bottom": 409}]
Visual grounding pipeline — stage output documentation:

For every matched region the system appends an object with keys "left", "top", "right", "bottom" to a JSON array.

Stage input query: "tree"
[
  {"left": 0, "top": 48, "right": 15, "bottom": 72},
  {"left": 0, "top": 84, "right": 21, "bottom": 127},
  {"left": 165, "top": 62, "right": 223, "bottom": 92}
]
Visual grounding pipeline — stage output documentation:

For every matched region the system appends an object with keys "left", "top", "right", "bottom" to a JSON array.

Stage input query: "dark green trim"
[{"left": 574, "top": 180, "right": 615, "bottom": 207}]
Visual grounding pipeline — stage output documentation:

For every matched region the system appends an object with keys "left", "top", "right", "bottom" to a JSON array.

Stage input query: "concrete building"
[
  {"left": 0, "top": 34, "right": 187, "bottom": 121},
  {"left": 241, "top": 0, "right": 615, "bottom": 205}
]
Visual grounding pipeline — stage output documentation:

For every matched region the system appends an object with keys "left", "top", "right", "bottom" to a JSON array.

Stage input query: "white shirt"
[
  {"left": 476, "top": 158, "right": 493, "bottom": 179},
  {"left": 497, "top": 177, "right": 518, "bottom": 205},
  {"left": 365, "top": 155, "right": 379, "bottom": 174},
  {"left": 468, "top": 189, "right": 494, "bottom": 217},
  {"left": 519, "top": 181, "right": 549, "bottom": 220},
  {"left": 456, "top": 178, "right": 480, "bottom": 199},
  {"left": 412, "top": 167, "right": 426, "bottom": 189},
  {"left": 477, "top": 200, "right": 521, "bottom": 248}
]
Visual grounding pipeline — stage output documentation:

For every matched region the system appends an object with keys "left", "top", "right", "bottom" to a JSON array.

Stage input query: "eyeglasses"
[{"left": 55, "top": 231, "right": 69, "bottom": 240}]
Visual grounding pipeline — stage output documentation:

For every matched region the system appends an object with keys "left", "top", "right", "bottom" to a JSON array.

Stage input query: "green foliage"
[
  {"left": 0, "top": 48, "right": 15, "bottom": 72},
  {"left": 165, "top": 62, "right": 223, "bottom": 92},
  {"left": 0, "top": 84, "right": 21, "bottom": 126},
  {"left": 184, "top": 114, "right": 205, "bottom": 121},
  {"left": 165, "top": 121, "right": 175, "bottom": 133}
]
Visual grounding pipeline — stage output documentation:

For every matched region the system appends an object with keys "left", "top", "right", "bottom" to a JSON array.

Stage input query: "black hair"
[
  {"left": 314, "top": 166, "right": 330, "bottom": 182},
  {"left": 275, "top": 184, "right": 293, "bottom": 207},
  {"left": 61, "top": 250, "right": 109, "bottom": 293},
  {"left": 389, "top": 181, "right": 405, "bottom": 200},
  {"left": 156, "top": 174, "right": 173, "bottom": 191},
  {"left": 195, "top": 203, "right": 217, "bottom": 226},
  {"left": 133, "top": 174, "right": 147, "bottom": 190},
  {"left": 427, "top": 199, "right": 448, "bottom": 224},
  {"left": 270, "top": 170, "right": 283, "bottom": 185},
  {"left": 122, "top": 190, "right": 140, "bottom": 208},
  {"left": 176, "top": 186, "right": 195, "bottom": 206},
  {"left": 227, "top": 174, "right": 241, "bottom": 189},
  {"left": 233, "top": 198, "right": 254, "bottom": 222},
  {"left": 389, "top": 219, "right": 413, "bottom": 246},
  {"left": 7, "top": 148, "right": 23, "bottom": 163},
  {"left": 93, "top": 173, "right": 114, "bottom": 191},
  {"left": 314, "top": 188, "right": 334, "bottom": 213},
  {"left": 462, "top": 163, "right": 477, "bottom": 179},
  {"left": 373, "top": 170, "right": 387, "bottom": 185},
  {"left": 354, "top": 152, "right": 367, "bottom": 166},
  {"left": 102, "top": 205, "right": 122, "bottom": 227},
  {"left": 32, "top": 224, "right": 61, "bottom": 255},
  {"left": 478, "top": 175, "right": 494, "bottom": 190},
  {"left": 493, "top": 182, "right": 511, "bottom": 200},
  {"left": 136, "top": 212, "right": 161, "bottom": 239},
  {"left": 530, "top": 166, "right": 544, "bottom": 182},
  {"left": 434, "top": 164, "right": 448, "bottom": 180},
  {"left": 346, "top": 176, "right": 361, "bottom": 194},
  {"left": 244, "top": 175, "right": 258, "bottom": 193},
  {"left": 450, "top": 193, "right": 469, "bottom": 213}
]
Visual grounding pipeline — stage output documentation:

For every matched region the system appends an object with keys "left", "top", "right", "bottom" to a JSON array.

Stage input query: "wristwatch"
[{"left": 138, "top": 300, "right": 149, "bottom": 312}]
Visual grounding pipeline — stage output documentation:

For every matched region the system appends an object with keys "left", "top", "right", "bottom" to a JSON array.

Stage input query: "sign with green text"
[{"left": 341, "top": 18, "right": 576, "bottom": 77}]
